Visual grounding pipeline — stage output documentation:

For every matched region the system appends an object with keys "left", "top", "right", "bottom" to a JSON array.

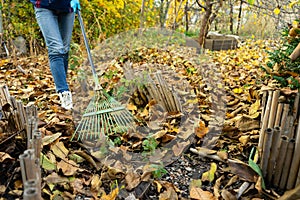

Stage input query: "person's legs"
[
  {"left": 35, "top": 8, "right": 74, "bottom": 109},
  {"left": 58, "top": 12, "right": 75, "bottom": 74},
  {"left": 34, "top": 8, "right": 74, "bottom": 93}
]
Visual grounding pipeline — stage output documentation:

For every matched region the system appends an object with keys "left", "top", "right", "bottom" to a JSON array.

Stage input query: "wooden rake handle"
[{"left": 77, "top": 11, "right": 102, "bottom": 90}]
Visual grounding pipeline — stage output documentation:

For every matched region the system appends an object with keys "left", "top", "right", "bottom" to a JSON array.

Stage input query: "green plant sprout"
[{"left": 151, "top": 163, "right": 168, "bottom": 179}]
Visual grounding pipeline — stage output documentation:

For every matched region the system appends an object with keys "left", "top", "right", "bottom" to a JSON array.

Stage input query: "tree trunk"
[
  {"left": 229, "top": 0, "right": 234, "bottom": 34},
  {"left": 198, "top": 1, "right": 213, "bottom": 46},
  {"left": 159, "top": 0, "right": 171, "bottom": 29},
  {"left": 140, "top": 0, "right": 146, "bottom": 29},
  {"left": 185, "top": 1, "right": 189, "bottom": 34},
  {"left": 236, "top": 0, "right": 243, "bottom": 35}
]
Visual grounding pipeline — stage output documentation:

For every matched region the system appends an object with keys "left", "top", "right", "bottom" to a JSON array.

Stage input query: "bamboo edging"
[
  {"left": 273, "top": 135, "right": 289, "bottom": 187},
  {"left": 258, "top": 90, "right": 273, "bottom": 154},
  {"left": 291, "top": 116, "right": 300, "bottom": 189},
  {"left": 268, "top": 90, "right": 280, "bottom": 128},
  {"left": 267, "top": 126, "right": 281, "bottom": 184},
  {"left": 261, "top": 128, "right": 273, "bottom": 178},
  {"left": 279, "top": 138, "right": 295, "bottom": 190}
]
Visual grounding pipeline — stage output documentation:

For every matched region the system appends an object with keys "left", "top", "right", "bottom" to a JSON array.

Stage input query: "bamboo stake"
[
  {"left": 19, "top": 153, "right": 29, "bottom": 184},
  {"left": 261, "top": 128, "right": 273, "bottom": 178},
  {"left": 24, "top": 179, "right": 37, "bottom": 190},
  {"left": 274, "top": 103, "right": 283, "bottom": 127},
  {"left": 172, "top": 86, "right": 182, "bottom": 112},
  {"left": 260, "top": 90, "right": 267, "bottom": 124},
  {"left": 280, "top": 104, "right": 290, "bottom": 135},
  {"left": 155, "top": 72, "right": 172, "bottom": 112},
  {"left": 258, "top": 90, "right": 273, "bottom": 154},
  {"left": 268, "top": 90, "right": 280, "bottom": 128},
  {"left": 19, "top": 150, "right": 37, "bottom": 185},
  {"left": 285, "top": 115, "right": 294, "bottom": 138},
  {"left": 292, "top": 92, "right": 300, "bottom": 120},
  {"left": 24, "top": 149, "right": 37, "bottom": 180},
  {"left": 293, "top": 115, "right": 300, "bottom": 186},
  {"left": 273, "top": 135, "right": 289, "bottom": 187},
  {"left": 160, "top": 75, "right": 177, "bottom": 112},
  {"left": 267, "top": 126, "right": 281, "bottom": 184},
  {"left": 287, "top": 115, "right": 300, "bottom": 189},
  {"left": 279, "top": 138, "right": 295, "bottom": 190},
  {"left": 18, "top": 101, "right": 27, "bottom": 130},
  {"left": 23, "top": 187, "right": 39, "bottom": 200},
  {"left": 32, "top": 130, "right": 42, "bottom": 159}
]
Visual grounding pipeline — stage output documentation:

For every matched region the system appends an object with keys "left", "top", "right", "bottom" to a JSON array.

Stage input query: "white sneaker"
[{"left": 59, "top": 91, "right": 73, "bottom": 110}]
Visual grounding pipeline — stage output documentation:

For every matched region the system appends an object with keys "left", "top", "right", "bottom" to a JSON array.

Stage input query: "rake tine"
[
  {"left": 106, "top": 113, "right": 114, "bottom": 135},
  {"left": 90, "top": 109, "right": 97, "bottom": 140},
  {"left": 112, "top": 111, "right": 131, "bottom": 132}
]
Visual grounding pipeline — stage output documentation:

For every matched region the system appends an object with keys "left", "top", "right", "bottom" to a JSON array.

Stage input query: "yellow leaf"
[
  {"left": 293, "top": 20, "right": 299, "bottom": 28},
  {"left": 202, "top": 163, "right": 217, "bottom": 182},
  {"left": 274, "top": 8, "right": 280, "bottom": 15},
  {"left": 127, "top": 103, "right": 137, "bottom": 111},
  {"left": 249, "top": 100, "right": 260, "bottom": 115},
  {"left": 233, "top": 88, "right": 243, "bottom": 94},
  {"left": 154, "top": 180, "right": 163, "bottom": 192},
  {"left": 290, "top": 0, "right": 300, "bottom": 8},
  {"left": 101, "top": 187, "right": 119, "bottom": 200}
]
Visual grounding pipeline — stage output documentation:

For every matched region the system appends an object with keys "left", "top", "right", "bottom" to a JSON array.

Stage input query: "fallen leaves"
[
  {"left": 0, "top": 38, "right": 280, "bottom": 199},
  {"left": 190, "top": 187, "right": 216, "bottom": 200}
]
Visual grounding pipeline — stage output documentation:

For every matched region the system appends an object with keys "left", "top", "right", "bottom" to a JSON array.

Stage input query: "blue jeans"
[{"left": 34, "top": 8, "right": 75, "bottom": 93}]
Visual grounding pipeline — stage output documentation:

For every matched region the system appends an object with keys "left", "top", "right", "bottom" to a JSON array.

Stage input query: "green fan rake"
[{"left": 71, "top": 11, "right": 135, "bottom": 141}]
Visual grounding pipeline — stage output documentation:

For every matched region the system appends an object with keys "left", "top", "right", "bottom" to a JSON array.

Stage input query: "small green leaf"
[
  {"left": 248, "top": 147, "right": 265, "bottom": 189},
  {"left": 248, "top": 0, "right": 255, "bottom": 5},
  {"left": 40, "top": 153, "right": 56, "bottom": 171}
]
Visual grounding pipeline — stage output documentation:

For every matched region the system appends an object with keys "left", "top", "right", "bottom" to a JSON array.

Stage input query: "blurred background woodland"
[{"left": 0, "top": 0, "right": 299, "bottom": 60}]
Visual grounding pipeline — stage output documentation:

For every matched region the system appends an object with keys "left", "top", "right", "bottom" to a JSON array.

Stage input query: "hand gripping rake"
[{"left": 71, "top": 11, "right": 134, "bottom": 141}]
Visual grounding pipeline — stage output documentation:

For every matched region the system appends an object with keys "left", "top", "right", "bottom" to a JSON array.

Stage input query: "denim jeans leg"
[
  {"left": 63, "top": 53, "right": 69, "bottom": 75},
  {"left": 34, "top": 8, "right": 75, "bottom": 93}
]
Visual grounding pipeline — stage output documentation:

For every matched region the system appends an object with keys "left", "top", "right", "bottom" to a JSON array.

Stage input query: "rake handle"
[{"left": 77, "top": 11, "right": 102, "bottom": 90}]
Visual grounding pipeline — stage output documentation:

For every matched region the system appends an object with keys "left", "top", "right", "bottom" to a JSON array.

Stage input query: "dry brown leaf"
[
  {"left": 44, "top": 172, "right": 69, "bottom": 184},
  {"left": 51, "top": 141, "right": 69, "bottom": 159},
  {"left": 125, "top": 171, "right": 141, "bottom": 190},
  {"left": 152, "top": 130, "right": 168, "bottom": 139},
  {"left": 221, "top": 190, "right": 237, "bottom": 200},
  {"left": 172, "top": 140, "right": 190, "bottom": 156},
  {"left": 91, "top": 174, "right": 102, "bottom": 192},
  {"left": 238, "top": 135, "right": 250, "bottom": 146},
  {"left": 161, "top": 134, "right": 176, "bottom": 143},
  {"left": 57, "top": 159, "right": 79, "bottom": 176},
  {"left": 42, "top": 132, "right": 61, "bottom": 146},
  {"left": 224, "top": 175, "right": 239, "bottom": 188},
  {"left": 159, "top": 186, "right": 178, "bottom": 200},
  {"left": 213, "top": 175, "right": 224, "bottom": 199},
  {"left": 190, "top": 187, "right": 216, "bottom": 200},
  {"left": 0, "top": 152, "right": 14, "bottom": 162},
  {"left": 228, "top": 159, "right": 257, "bottom": 182}
]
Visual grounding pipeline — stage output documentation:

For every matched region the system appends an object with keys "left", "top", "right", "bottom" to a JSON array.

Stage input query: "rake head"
[{"left": 72, "top": 91, "right": 135, "bottom": 141}]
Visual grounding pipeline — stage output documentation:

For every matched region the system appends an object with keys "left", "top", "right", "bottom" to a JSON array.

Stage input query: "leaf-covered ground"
[{"left": 0, "top": 38, "right": 290, "bottom": 200}]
